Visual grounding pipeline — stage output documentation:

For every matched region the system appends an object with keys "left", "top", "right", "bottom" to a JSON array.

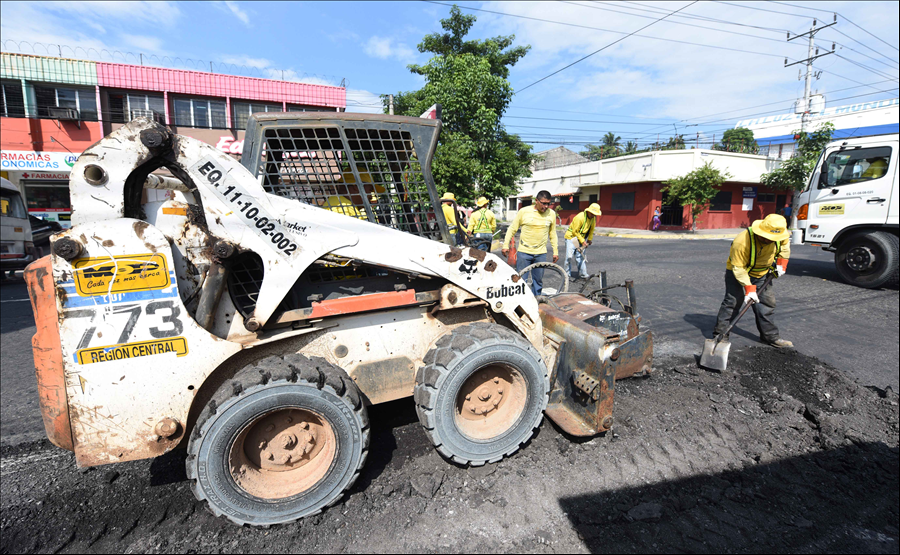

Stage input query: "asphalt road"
[{"left": 2, "top": 237, "right": 897, "bottom": 447}]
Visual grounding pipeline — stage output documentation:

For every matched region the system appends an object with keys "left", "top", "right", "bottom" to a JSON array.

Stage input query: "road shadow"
[
  {"left": 683, "top": 313, "right": 758, "bottom": 341},
  {"left": 560, "top": 442, "right": 899, "bottom": 553},
  {"left": 350, "top": 397, "right": 424, "bottom": 494},
  {"left": 789, "top": 257, "right": 900, "bottom": 290}
]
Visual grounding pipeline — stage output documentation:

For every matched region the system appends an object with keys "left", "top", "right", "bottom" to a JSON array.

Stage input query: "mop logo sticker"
[
  {"left": 818, "top": 204, "right": 844, "bottom": 215},
  {"left": 72, "top": 254, "right": 170, "bottom": 296},
  {"left": 486, "top": 283, "right": 527, "bottom": 299}
]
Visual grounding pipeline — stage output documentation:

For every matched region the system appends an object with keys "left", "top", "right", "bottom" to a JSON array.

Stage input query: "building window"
[
  {"left": 33, "top": 85, "right": 97, "bottom": 121},
  {"left": 588, "top": 194, "right": 598, "bottom": 203},
  {"left": 108, "top": 93, "right": 165, "bottom": 123},
  {"left": 1, "top": 81, "right": 26, "bottom": 118},
  {"left": 508, "top": 198, "right": 517, "bottom": 211},
  {"left": 173, "top": 98, "right": 227, "bottom": 128},
  {"left": 288, "top": 105, "right": 327, "bottom": 113},
  {"left": 559, "top": 194, "right": 579, "bottom": 211},
  {"left": 611, "top": 192, "right": 635, "bottom": 211},
  {"left": 757, "top": 193, "right": 776, "bottom": 203},
  {"left": 710, "top": 191, "right": 732, "bottom": 211},
  {"left": 233, "top": 101, "right": 281, "bottom": 130}
]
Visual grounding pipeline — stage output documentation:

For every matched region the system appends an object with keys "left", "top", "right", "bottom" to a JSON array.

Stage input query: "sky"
[{"left": 1, "top": 1, "right": 898, "bottom": 152}]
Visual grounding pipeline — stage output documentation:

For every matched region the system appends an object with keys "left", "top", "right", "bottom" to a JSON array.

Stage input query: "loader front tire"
[
  {"left": 186, "top": 354, "right": 368, "bottom": 527},
  {"left": 414, "top": 323, "right": 549, "bottom": 466}
]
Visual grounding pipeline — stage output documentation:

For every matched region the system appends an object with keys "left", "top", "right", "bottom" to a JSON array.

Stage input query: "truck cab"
[
  {"left": 1, "top": 177, "right": 39, "bottom": 279},
  {"left": 794, "top": 134, "right": 899, "bottom": 288}
]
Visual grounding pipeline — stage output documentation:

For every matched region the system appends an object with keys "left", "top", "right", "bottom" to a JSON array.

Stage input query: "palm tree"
[
  {"left": 602, "top": 132, "right": 622, "bottom": 155},
  {"left": 625, "top": 141, "right": 638, "bottom": 155}
]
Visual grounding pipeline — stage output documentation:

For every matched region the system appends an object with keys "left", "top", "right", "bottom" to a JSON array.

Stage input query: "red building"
[
  {"left": 1, "top": 53, "right": 345, "bottom": 227},
  {"left": 510, "top": 148, "right": 789, "bottom": 230}
]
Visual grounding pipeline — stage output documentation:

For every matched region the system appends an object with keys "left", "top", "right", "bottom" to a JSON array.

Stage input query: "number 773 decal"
[{"left": 67, "top": 300, "right": 188, "bottom": 365}]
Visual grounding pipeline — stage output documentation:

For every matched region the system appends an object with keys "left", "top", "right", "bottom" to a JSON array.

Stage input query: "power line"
[
  {"left": 833, "top": 53, "right": 899, "bottom": 82},
  {"left": 517, "top": 1, "right": 699, "bottom": 93},
  {"left": 769, "top": 1, "right": 899, "bottom": 53},
  {"left": 423, "top": 1, "right": 786, "bottom": 62},
  {"left": 713, "top": 1, "right": 811, "bottom": 19},
  {"left": 618, "top": 0, "right": 791, "bottom": 33},
  {"left": 827, "top": 33, "right": 900, "bottom": 70},
  {"left": 829, "top": 27, "right": 900, "bottom": 67},
  {"left": 562, "top": 1, "right": 800, "bottom": 46}
]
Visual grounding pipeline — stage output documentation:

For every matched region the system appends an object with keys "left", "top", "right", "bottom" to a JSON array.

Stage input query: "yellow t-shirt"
[
  {"left": 442, "top": 203, "right": 458, "bottom": 234},
  {"left": 726, "top": 229, "right": 791, "bottom": 286},
  {"left": 564, "top": 211, "right": 596, "bottom": 243},
  {"left": 323, "top": 196, "right": 365, "bottom": 220},
  {"left": 467, "top": 207, "right": 496, "bottom": 234},
  {"left": 504, "top": 205, "right": 558, "bottom": 256}
]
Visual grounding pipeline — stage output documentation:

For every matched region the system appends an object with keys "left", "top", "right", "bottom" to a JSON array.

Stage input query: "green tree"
[
  {"left": 661, "top": 161, "right": 732, "bottom": 232},
  {"left": 665, "top": 134, "right": 686, "bottom": 150},
  {"left": 602, "top": 132, "right": 622, "bottom": 154},
  {"left": 760, "top": 122, "right": 835, "bottom": 191},
  {"left": 624, "top": 141, "right": 638, "bottom": 155},
  {"left": 385, "top": 6, "right": 534, "bottom": 205},
  {"left": 717, "top": 127, "right": 758, "bottom": 154}
]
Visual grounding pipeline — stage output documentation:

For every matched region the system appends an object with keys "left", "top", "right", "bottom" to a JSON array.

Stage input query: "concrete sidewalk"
[{"left": 588, "top": 226, "right": 743, "bottom": 240}]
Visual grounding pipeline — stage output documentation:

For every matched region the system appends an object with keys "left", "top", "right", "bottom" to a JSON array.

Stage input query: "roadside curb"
[{"left": 596, "top": 232, "right": 735, "bottom": 240}]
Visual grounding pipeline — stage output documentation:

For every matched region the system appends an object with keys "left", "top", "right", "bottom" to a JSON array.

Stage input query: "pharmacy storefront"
[{"left": 1, "top": 151, "right": 79, "bottom": 228}]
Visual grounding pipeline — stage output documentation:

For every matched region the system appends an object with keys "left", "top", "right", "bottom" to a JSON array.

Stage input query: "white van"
[
  {"left": 1, "top": 177, "right": 40, "bottom": 279},
  {"left": 793, "top": 134, "right": 899, "bottom": 288}
]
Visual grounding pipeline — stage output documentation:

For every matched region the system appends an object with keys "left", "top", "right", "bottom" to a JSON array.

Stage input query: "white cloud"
[
  {"left": 220, "top": 55, "right": 275, "bottom": 70},
  {"left": 345, "top": 88, "right": 385, "bottom": 114},
  {"left": 475, "top": 0, "right": 899, "bottom": 136},
  {"left": 220, "top": 1, "right": 251, "bottom": 26},
  {"left": 363, "top": 36, "right": 417, "bottom": 62}
]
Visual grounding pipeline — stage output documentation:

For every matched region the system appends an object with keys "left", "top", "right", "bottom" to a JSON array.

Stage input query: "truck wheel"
[
  {"left": 834, "top": 231, "right": 898, "bottom": 289},
  {"left": 186, "top": 354, "right": 368, "bottom": 526},
  {"left": 414, "top": 322, "right": 549, "bottom": 466}
]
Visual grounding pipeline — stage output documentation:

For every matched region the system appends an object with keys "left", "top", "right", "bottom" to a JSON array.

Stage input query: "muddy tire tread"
[
  {"left": 186, "top": 354, "right": 369, "bottom": 527},
  {"left": 414, "top": 322, "right": 550, "bottom": 466}
]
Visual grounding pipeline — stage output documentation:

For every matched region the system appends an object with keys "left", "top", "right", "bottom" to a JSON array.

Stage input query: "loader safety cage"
[{"left": 241, "top": 113, "right": 451, "bottom": 244}]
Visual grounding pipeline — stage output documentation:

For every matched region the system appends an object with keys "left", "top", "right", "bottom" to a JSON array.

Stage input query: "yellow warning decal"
[
  {"left": 77, "top": 337, "right": 188, "bottom": 365},
  {"left": 73, "top": 253, "right": 170, "bottom": 296},
  {"left": 818, "top": 204, "right": 845, "bottom": 215}
]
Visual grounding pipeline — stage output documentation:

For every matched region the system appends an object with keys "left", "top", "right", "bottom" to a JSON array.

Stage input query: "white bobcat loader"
[{"left": 25, "top": 115, "right": 653, "bottom": 526}]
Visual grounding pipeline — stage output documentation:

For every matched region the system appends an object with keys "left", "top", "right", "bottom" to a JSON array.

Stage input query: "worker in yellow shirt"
[
  {"left": 502, "top": 190, "right": 558, "bottom": 295},
  {"left": 322, "top": 195, "right": 366, "bottom": 219},
  {"left": 564, "top": 203, "right": 601, "bottom": 280},
  {"left": 441, "top": 192, "right": 465, "bottom": 246},
  {"left": 467, "top": 196, "right": 496, "bottom": 252},
  {"left": 713, "top": 214, "right": 793, "bottom": 348}
]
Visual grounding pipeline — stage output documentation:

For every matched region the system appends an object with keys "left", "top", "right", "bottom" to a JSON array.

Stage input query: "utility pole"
[
  {"left": 785, "top": 16, "right": 836, "bottom": 133},
  {"left": 388, "top": 94, "right": 394, "bottom": 115}
]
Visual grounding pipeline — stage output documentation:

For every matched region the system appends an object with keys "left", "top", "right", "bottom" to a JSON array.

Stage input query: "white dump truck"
[{"left": 793, "top": 134, "right": 899, "bottom": 288}]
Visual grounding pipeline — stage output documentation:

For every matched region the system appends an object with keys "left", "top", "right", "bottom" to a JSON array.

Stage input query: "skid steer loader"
[{"left": 24, "top": 114, "right": 653, "bottom": 526}]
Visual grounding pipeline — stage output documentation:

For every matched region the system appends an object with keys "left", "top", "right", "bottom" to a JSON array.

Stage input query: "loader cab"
[{"left": 1, "top": 177, "right": 39, "bottom": 279}]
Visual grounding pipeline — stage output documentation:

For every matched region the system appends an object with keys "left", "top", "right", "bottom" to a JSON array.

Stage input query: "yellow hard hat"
[
  {"left": 441, "top": 192, "right": 456, "bottom": 201},
  {"left": 751, "top": 214, "right": 790, "bottom": 241},
  {"left": 476, "top": 196, "right": 489, "bottom": 207},
  {"left": 586, "top": 203, "right": 602, "bottom": 216}
]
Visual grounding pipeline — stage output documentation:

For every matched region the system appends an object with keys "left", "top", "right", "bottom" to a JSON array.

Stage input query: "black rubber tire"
[
  {"left": 186, "top": 354, "right": 368, "bottom": 527},
  {"left": 834, "top": 230, "right": 898, "bottom": 289},
  {"left": 413, "top": 322, "right": 550, "bottom": 466}
]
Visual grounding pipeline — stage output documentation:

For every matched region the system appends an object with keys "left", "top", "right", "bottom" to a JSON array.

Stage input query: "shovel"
[{"left": 700, "top": 273, "right": 774, "bottom": 372}]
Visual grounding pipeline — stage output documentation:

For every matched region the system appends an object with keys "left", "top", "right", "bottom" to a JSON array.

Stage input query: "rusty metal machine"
[{"left": 25, "top": 114, "right": 652, "bottom": 526}]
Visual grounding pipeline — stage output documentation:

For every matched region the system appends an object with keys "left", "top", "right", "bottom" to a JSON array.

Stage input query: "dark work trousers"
[{"left": 714, "top": 270, "right": 780, "bottom": 342}]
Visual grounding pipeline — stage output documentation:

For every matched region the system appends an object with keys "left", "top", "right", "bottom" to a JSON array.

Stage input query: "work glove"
[
  {"left": 743, "top": 284, "right": 759, "bottom": 305},
  {"left": 775, "top": 257, "right": 788, "bottom": 278}
]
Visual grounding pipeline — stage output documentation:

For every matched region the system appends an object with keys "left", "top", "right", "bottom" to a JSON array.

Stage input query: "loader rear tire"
[
  {"left": 414, "top": 322, "right": 550, "bottom": 466},
  {"left": 186, "top": 354, "right": 368, "bottom": 527}
]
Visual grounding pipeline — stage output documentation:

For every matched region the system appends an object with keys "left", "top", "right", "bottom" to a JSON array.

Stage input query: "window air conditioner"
[
  {"left": 48, "top": 107, "right": 79, "bottom": 120},
  {"left": 130, "top": 109, "right": 164, "bottom": 123}
]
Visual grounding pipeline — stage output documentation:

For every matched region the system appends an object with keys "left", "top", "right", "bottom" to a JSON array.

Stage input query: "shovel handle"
[{"left": 713, "top": 272, "right": 775, "bottom": 344}]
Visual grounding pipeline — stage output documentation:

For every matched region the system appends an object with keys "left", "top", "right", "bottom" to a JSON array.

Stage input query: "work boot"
[{"left": 766, "top": 338, "right": 794, "bottom": 348}]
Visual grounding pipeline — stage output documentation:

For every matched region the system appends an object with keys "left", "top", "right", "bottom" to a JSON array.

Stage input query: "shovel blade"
[{"left": 700, "top": 337, "right": 731, "bottom": 372}]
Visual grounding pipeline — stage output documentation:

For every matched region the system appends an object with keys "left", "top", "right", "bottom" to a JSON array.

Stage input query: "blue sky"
[{"left": 1, "top": 1, "right": 898, "bottom": 151}]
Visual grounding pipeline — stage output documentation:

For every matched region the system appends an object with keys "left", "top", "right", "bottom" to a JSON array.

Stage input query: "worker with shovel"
[
  {"left": 564, "top": 203, "right": 601, "bottom": 281},
  {"left": 713, "top": 214, "right": 793, "bottom": 348}
]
